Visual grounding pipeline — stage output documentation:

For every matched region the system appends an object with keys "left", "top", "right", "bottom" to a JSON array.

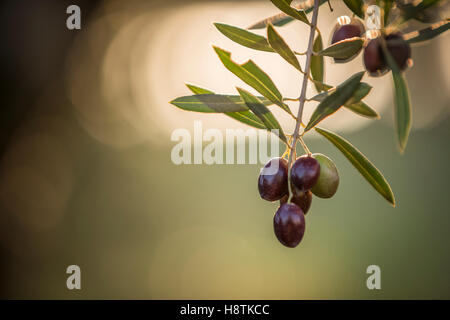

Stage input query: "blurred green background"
[{"left": 0, "top": 0, "right": 449, "bottom": 299}]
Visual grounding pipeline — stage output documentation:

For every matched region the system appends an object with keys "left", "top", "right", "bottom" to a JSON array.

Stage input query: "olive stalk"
[{"left": 287, "top": 0, "right": 320, "bottom": 170}]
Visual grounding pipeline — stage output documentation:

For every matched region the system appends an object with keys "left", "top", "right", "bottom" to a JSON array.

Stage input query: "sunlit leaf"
[
  {"left": 346, "top": 82, "right": 372, "bottom": 104},
  {"left": 317, "top": 37, "right": 364, "bottom": 59},
  {"left": 248, "top": 0, "right": 328, "bottom": 30},
  {"left": 267, "top": 23, "right": 302, "bottom": 72},
  {"left": 171, "top": 94, "right": 256, "bottom": 113},
  {"left": 237, "top": 87, "right": 287, "bottom": 142},
  {"left": 345, "top": 101, "right": 379, "bottom": 119},
  {"left": 310, "top": 82, "right": 371, "bottom": 103},
  {"left": 381, "top": 41, "right": 412, "bottom": 153},
  {"left": 343, "top": 0, "right": 364, "bottom": 18},
  {"left": 315, "top": 127, "right": 395, "bottom": 206},
  {"left": 305, "top": 71, "right": 364, "bottom": 131},
  {"left": 405, "top": 19, "right": 450, "bottom": 44},
  {"left": 310, "top": 82, "right": 378, "bottom": 119},
  {"left": 213, "top": 46, "right": 292, "bottom": 115},
  {"left": 214, "top": 23, "right": 273, "bottom": 52},
  {"left": 185, "top": 84, "right": 266, "bottom": 129},
  {"left": 186, "top": 84, "right": 214, "bottom": 95},
  {"left": 270, "top": 0, "right": 310, "bottom": 25},
  {"left": 311, "top": 34, "right": 324, "bottom": 92}
]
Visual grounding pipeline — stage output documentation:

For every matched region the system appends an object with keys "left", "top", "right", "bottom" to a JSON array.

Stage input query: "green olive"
[{"left": 311, "top": 153, "right": 339, "bottom": 198}]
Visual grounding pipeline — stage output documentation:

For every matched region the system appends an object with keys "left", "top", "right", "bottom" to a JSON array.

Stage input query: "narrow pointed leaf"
[
  {"left": 185, "top": 84, "right": 266, "bottom": 129},
  {"left": 248, "top": 13, "right": 293, "bottom": 30},
  {"left": 318, "top": 37, "right": 364, "bottom": 59},
  {"left": 186, "top": 84, "right": 214, "bottom": 95},
  {"left": 405, "top": 19, "right": 450, "bottom": 44},
  {"left": 379, "top": 0, "right": 393, "bottom": 25},
  {"left": 305, "top": 71, "right": 364, "bottom": 131},
  {"left": 311, "top": 82, "right": 371, "bottom": 103},
  {"left": 237, "top": 88, "right": 287, "bottom": 143},
  {"left": 343, "top": 0, "right": 364, "bottom": 18},
  {"left": 380, "top": 41, "right": 412, "bottom": 153},
  {"left": 248, "top": 0, "right": 328, "bottom": 30},
  {"left": 214, "top": 23, "right": 273, "bottom": 52},
  {"left": 345, "top": 101, "right": 379, "bottom": 119},
  {"left": 311, "top": 33, "right": 325, "bottom": 92},
  {"left": 310, "top": 82, "right": 379, "bottom": 119},
  {"left": 214, "top": 46, "right": 292, "bottom": 115},
  {"left": 267, "top": 24, "right": 302, "bottom": 72},
  {"left": 398, "top": 0, "right": 441, "bottom": 22},
  {"left": 315, "top": 127, "right": 395, "bottom": 206},
  {"left": 171, "top": 94, "right": 257, "bottom": 113},
  {"left": 270, "top": 0, "right": 309, "bottom": 25}
]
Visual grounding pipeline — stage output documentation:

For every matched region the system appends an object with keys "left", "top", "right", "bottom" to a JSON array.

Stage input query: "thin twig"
[{"left": 287, "top": 0, "right": 320, "bottom": 170}]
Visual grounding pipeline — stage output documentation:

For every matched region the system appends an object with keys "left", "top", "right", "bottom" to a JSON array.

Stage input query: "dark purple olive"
[
  {"left": 331, "top": 16, "right": 365, "bottom": 44},
  {"left": 273, "top": 203, "right": 306, "bottom": 248},
  {"left": 291, "top": 189, "right": 312, "bottom": 215},
  {"left": 364, "top": 31, "right": 411, "bottom": 76},
  {"left": 386, "top": 32, "right": 411, "bottom": 71},
  {"left": 290, "top": 155, "right": 320, "bottom": 192},
  {"left": 363, "top": 37, "right": 387, "bottom": 76},
  {"left": 331, "top": 15, "right": 365, "bottom": 63},
  {"left": 258, "top": 157, "right": 288, "bottom": 201}
]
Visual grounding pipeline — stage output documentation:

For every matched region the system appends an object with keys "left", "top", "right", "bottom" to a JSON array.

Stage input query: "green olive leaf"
[
  {"left": 317, "top": 37, "right": 364, "bottom": 59},
  {"left": 237, "top": 87, "right": 287, "bottom": 143},
  {"left": 345, "top": 101, "right": 380, "bottom": 119},
  {"left": 343, "top": 0, "right": 364, "bottom": 19},
  {"left": 310, "top": 82, "right": 379, "bottom": 119},
  {"left": 380, "top": 40, "right": 412, "bottom": 153},
  {"left": 269, "top": 0, "right": 310, "bottom": 25},
  {"left": 184, "top": 84, "right": 267, "bottom": 129},
  {"left": 315, "top": 127, "right": 395, "bottom": 206},
  {"left": 377, "top": 0, "right": 393, "bottom": 25},
  {"left": 311, "top": 33, "right": 325, "bottom": 92},
  {"left": 214, "top": 23, "right": 273, "bottom": 52},
  {"left": 171, "top": 94, "right": 258, "bottom": 113},
  {"left": 267, "top": 23, "right": 302, "bottom": 72},
  {"left": 405, "top": 19, "right": 450, "bottom": 44},
  {"left": 398, "top": 0, "right": 442, "bottom": 22},
  {"left": 305, "top": 71, "right": 365, "bottom": 131},
  {"left": 247, "top": 0, "right": 328, "bottom": 30},
  {"left": 310, "top": 83, "right": 372, "bottom": 104},
  {"left": 185, "top": 84, "right": 214, "bottom": 95},
  {"left": 213, "top": 46, "right": 293, "bottom": 115}
]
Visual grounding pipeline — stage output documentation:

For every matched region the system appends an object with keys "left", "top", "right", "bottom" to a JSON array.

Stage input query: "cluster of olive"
[
  {"left": 258, "top": 13, "right": 412, "bottom": 248},
  {"left": 330, "top": 15, "right": 412, "bottom": 75},
  {"left": 258, "top": 154, "right": 339, "bottom": 248}
]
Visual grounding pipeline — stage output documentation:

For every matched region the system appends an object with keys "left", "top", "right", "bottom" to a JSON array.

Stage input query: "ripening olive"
[
  {"left": 331, "top": 15, "right": 365, "bottom": 63},
  {"left": 363, "top": 36, "right": 387, "bottom": 76},
  {"left": 311, "top": 153, "right": 339, "bottom": 199},
  {"left": 363, "top": 32, "right": 411, "bottom": 76},
  {"left": 290, "top": 155, "right": 320, "bottom": 192},
  {"left": 291, "top": 189, "right": 312, "bottom": 215},
  {"left": 258, "top": 157, "right": 289, "bottom": 201},
  {"left": 386, "top": 32, "right": 411, "bottom": 71},
  {"left": 273, "top": 203, "right": 306, "bottom": 248}
]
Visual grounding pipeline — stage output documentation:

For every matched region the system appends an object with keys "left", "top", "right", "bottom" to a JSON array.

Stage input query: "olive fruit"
[
  {"left": 331, "top": 15, "right": 365, "bottom": 63},
  {"left": 311, "top": 153, "right": 339, "bottom": 199},
  {"left": 364, "top": 32, "right": 411, "bottom": 76},
  {"left": 258, "top": 157, "right": 289, "bottom": 201},
  {"left": 363, "top": 36, "right": 387, "bottom": 76},
  {"left": 273, "top": 203, "right": 306, "bottom": 248},
  {"left": 291, "top": 189, "right": 312, "bottom": 214},
  {"left": 386, "top": 32, "right": 411, "bottom": 71},
  {"left": 290, "top": 155, "right": 320, "bottom": 192}
]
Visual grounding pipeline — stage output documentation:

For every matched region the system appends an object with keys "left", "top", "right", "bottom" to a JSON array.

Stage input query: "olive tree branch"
[{"left": 287, "top": 0, "right": 320, "bottom": 169}]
